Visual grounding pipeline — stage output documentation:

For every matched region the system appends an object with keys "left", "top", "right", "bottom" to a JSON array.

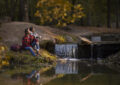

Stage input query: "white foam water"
[
  {"left": 58, "top": 58, "right": 80, "bottom": 61},
  {"left": 55, "top": 44, "right": 78, "bottom": 58}
]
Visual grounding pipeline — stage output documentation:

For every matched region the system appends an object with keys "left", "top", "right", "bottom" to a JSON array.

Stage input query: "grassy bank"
[{"left": 0, "top": 44, "right": 57, "bottom": 69}]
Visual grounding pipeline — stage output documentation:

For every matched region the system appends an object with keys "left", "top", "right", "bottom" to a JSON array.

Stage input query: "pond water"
[{"left": 0, "top": 60, "right": 120, "bottom": 85}]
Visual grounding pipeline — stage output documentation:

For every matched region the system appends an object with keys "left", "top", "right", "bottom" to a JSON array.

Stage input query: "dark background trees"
[{"left": 0, "top": 0, "right": 119, "bottom": 28}]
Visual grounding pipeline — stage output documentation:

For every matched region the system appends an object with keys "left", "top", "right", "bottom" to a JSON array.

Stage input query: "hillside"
[{"left": 1, "top": 22, "right": 120, "bottom": 46}]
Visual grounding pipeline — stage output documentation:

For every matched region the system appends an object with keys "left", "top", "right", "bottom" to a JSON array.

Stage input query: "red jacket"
[{"left": 22, "top": 35, "right": 31, "bottom": 48}]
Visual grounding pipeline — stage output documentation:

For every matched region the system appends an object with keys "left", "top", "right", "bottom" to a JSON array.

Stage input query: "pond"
[
  {"left": 0, "top": 60, "right": 120, "bottom": 85},
  {"left": 0, "top": 42, "right": 120, "bottom": 85}
]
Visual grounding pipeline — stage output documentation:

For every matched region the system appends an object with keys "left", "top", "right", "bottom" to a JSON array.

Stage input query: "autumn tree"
[{"left": 35, "top": 0, "right": 84, "bottom": 27}]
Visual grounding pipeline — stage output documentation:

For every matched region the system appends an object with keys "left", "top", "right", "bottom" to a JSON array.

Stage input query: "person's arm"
[
  {"left": 34, "top": 32, "right": 42, "bottom": 39},
  {"left": 24, "top": 38, "right": 32, "bottom": 47}
]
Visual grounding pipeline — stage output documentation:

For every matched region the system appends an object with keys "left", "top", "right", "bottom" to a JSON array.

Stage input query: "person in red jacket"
[{"left": 22, "top": 29, "right": 36, "bottom": 56}]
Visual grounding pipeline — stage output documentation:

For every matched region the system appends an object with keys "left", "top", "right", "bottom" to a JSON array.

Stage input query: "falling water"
[{"left": 55, "top": 44, "right": 78, "bottom": 58}]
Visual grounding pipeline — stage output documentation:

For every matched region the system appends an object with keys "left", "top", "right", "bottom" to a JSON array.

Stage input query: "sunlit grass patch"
[
  {"left": 57, "top": 74, "right": 65, "bottom": 78},
  {"left": 3, "top": 49, "right": 57, "bottom": 66},
  {"left": 55, "top": 35, "right": 66, "bottom": 43},
  {"left": 40, "top": 49, "right": 57, "bottom": 62}
]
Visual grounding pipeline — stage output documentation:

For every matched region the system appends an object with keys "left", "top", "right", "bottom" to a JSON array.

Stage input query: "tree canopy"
[
  {"left": 0, "top": 0, "right": 119, "bottom": 28},
  {"left": 35, "top": 0, "right": 84, "bottom": 27}
]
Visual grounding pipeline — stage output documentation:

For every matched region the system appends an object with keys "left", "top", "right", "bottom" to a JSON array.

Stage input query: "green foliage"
[{"left": 35, "top": 0, "right": 84, "bottom": 27}]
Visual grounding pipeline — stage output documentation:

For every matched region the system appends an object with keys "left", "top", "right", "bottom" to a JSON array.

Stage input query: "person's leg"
[
  {"left": 35, "top": 41, "right": 41, "bottom": 55},
  {"left": 25, "top": 47, "right": 36, "bottom": 56},
  {"left": 36, "top": 41, "right": 40, "bottom": 51},
  {"left": 31, "top": 41, "right": 40, "bottom": 53},
  {"left": 31, "top": 41, "right": 36, "bottom": 48}
]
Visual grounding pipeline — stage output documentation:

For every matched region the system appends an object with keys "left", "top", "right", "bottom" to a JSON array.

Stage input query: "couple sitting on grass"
[{"left": 22, "top": 27, "right": 41, "bottom": 56}]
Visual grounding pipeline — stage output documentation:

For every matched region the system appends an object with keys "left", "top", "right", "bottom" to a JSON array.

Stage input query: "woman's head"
[{"left": 25, "top": 28, "right": 30, "bottom": 35}]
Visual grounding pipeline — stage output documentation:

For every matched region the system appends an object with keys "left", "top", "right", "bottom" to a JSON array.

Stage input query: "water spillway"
[
  {"left": 55, "top": 44, "right": 78, "bottom": 58},
  {"left": 79, "top": 34, "right": 120, "bottom": 59},
  {"left": 55, "top": 34, "right": 120, "bottom": 59}
]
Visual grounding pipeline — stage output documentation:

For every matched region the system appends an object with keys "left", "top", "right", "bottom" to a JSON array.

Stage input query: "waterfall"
[{"left": 55, "top": 44, "right": 78, "bottom": 58}]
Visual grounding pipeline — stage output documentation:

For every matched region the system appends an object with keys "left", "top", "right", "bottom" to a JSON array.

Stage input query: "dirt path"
[{"left": 68, "top": 25, "right": 120, "bottom": 36}]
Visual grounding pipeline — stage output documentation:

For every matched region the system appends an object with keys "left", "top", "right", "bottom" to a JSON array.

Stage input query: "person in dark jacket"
[{"left": 29, "top": 27, "right": 40, "bottom": 55}]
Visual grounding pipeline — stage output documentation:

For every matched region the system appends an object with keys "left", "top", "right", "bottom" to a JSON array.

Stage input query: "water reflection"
[
  {"left": 55, "top": 60, "right": 119, "bottom": 75},
  {"left": 11, "top": 70, "right": 40, "bottom": 85},
  {"left": 45, "top": 60, "right": 120, "bottom": 85},
  {"left": 55, "top": 61, "right": 78, "bottom": 74},
  {"left": 0, "top": 60, "right": 120, "bottom": 85}
]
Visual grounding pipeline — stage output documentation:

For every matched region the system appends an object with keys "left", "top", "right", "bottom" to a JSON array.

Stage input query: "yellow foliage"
[
  {"left": 1, "top": 60, "right": 9, "bottom": 66},
  {"left": 64, "top": 13, "right": 67, "bottom": 16},
  {"left": 40, "top": 49, "right": 56, "bottom": 61},
  {"left": 34, "top": 10, "right": 40, "bottom": 17},
  {"left": 5, "top": 56, "right": 10, "bottom": 60},
  {"left": 55, "top": 36, "right": 66, "bottom": 43},
  {"left": 71, "top": 19, "right": 75, "bottom": 23},
  {"left": 40, "top": 66, "right": 53, "bottom": 74},
  {"left": 0, "top": 64, "right": 1, "bottom": 68},
  {"left": 0, "top": 46, "right": 5, "bottom": 53},
  {"left": 35, "top": 0, "right": 84, "bottom": 27},
  {"left": 0, "top": 45, "right": 10, "bottom": 68},
  {"left": 57, "top": 74, "right": 65, "bottom": 78},
  {"left": 1, "top": 46, "right": 5, "bottom": 51},
  {"left": 62, "top": 23, "right": 67, "bottom": 27}
]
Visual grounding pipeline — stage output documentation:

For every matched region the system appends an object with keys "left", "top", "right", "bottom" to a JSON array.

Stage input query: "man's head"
[{"left": 30, "top": 26, "right": 35, "bottom": 32}]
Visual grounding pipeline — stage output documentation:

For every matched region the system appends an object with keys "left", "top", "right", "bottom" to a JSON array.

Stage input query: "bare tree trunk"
[
  {"left": 87, "top": 12, "right": 91, "bottom": 26},
  {"left": 10, "top": 0, "right": 18, "bottom": 21},
  {"left": 19, "top": 0, "right": 24, "bottom": 21},
  {"left": 5, "top": 0, "right": 9, "bottom": 16},
  {"left": 80, "top": 18, "right": 84, "bottom": 26},
  {"left": 116, "top": 0, "right": 119, "bottom": 28},
  {"left": 10, "top": 0, "right": 15, "bottom": 21},
  {"left": 87, "top": 0, "right": 92, "bottom": 26},
  {"left": 71, "top": 0, "right": 76, "bottom": 14},
  {"left": 107, "top": 0, "right": 111, "bottom": 28},
  {"left": 19, "top": 0, "right": 29, "bottom": 21},
  {"left": 24, "top": 0, "right": 29, "bottom": 22}
]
